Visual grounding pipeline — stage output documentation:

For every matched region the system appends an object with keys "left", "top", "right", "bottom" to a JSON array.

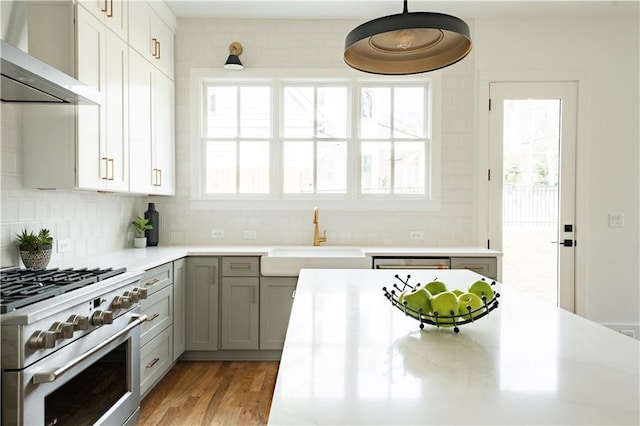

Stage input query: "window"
[{"left": 193, "top": 70, "right": 439, "bottom": 210}]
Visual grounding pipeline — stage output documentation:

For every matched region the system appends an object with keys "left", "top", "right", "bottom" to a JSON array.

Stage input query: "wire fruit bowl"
[{"left": 382, "top": 275, "right": 500, "bottom": 333}]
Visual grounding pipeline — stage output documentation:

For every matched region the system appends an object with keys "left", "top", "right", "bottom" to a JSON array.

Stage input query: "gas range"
[
  {"left": 1, "top": 266, "right": 148, "bottom": 425},
  {"left": 0, "top": 267, "right": 127, "bottom": 313}
]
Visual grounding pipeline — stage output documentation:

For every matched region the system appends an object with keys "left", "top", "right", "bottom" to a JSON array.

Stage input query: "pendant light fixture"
[
  {"left": 224, "top": 42, "right": 244, "bottom": 70},
  {"left": 343, "top": 0, "right": 472, "bottom": 75}
]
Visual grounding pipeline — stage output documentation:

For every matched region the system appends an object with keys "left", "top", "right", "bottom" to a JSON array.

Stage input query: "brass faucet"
[{"left": 313, "top": 206, "right": 327, "bottom": 246}]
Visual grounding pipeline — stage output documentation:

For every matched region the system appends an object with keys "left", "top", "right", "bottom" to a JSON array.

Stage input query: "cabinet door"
[
  {"left": 260, "top": 277, "right": 297, "bottom": 350},
  {"left": 185, "top": 257, "right": 219, "bottom": 351},
  {"left": 221, "top": 277, "right": 259, "bottom": 350},
  {"left": 76, "top": 6, "right": 106, "bottom": 190},
  {"left": 128, "top": 50, "right": 154, "bottom": 193},
  {"left": 151, "top": 16, "right": 174, "bottom": 79},
  {"left": 78, "top": 0, "right": 128, "bottom": 41},
  {"left": 103, "top": 29, "right": 129, "bottom": 191},
  {"left": 173, "top": 258, "right": 186, "bottom": 360},
  {"left": 127, "top": 0, "right": 153, "bottom": 61},
  {"left": 152, "top": 70, "right": 175, "bottom": 194}
]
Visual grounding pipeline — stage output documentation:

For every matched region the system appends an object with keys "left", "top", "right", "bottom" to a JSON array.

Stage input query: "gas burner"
[{"left": 0, "top": 267, "right": 127, "bottom": 313}]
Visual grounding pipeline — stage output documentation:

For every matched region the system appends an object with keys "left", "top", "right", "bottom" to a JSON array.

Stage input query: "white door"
[{"left": 489, "top": 82, "right": 577, "bottom": 312}]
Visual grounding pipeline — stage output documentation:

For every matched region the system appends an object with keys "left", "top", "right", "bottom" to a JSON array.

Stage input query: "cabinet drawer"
[
  {"left": 222, "top": 257, "right": 259, "bottom": 277},
  {"left": 140, "top": 326, "right": 173, "bottom": 397},
  {"left": 450, "top": 257, "right": 497, "bottom": 280},
  {"left": 140, "top": 285, "right": 173, "bottom": 346},
  {"left": 140, "top": 262, "right": 173, "bottom": 296}
]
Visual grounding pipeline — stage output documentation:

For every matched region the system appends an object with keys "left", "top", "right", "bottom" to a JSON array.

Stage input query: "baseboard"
[
  {"left": 179, "top": 349, "right": 282, "bottom": 361},
  {"left": 602, "top": 323, "right": 640, "bottom": 340}
]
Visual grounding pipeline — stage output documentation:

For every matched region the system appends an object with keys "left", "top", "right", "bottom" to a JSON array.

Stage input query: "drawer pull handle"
[
  {"left": 230, "top": 263, "right": 251, "bottom": 269},
  {"left": 292, "top": 290, "right": 296, "bottom": 299},
  {"left": 145, "top": 278, "right": 160, "bottom": 286},
  {"left": 107, "top": 0, "right": 113, "bottom": 17},
  {"left": 146, "top": 358, "right": 160, "bottom": 369},
  {"left": 148, "top": 313, "right": 160, "bottom": 322}
]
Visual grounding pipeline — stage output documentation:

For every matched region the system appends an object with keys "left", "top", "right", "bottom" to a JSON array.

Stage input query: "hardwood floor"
[{"left": 139, "top": 361, "right": 279, "bottom": 425}]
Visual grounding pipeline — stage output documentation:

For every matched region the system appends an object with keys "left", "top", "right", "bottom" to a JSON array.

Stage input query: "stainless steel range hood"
[{"left": 1, "top": 39, "right": 100, "bottom": 105}]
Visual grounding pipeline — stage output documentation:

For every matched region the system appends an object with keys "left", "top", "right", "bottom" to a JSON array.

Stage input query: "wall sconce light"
[{"left": 224, "top": 42, "right": 244, "bottom": 70}]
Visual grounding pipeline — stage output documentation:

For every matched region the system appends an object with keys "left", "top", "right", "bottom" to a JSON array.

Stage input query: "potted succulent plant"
[
  {"left": 15, "top": 228, "right": 54, "bottom": 269},
  {"left": 132, "top": 216, "right": 153, "bottom": 248}
]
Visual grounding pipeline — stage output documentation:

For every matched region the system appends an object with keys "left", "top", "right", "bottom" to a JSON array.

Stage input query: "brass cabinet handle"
[
  {"left": 145, "top": 277, "right": 160, "bottom": 287},
  {"left": 101, "top": 0, "right": 108, "bottom": 12},
  {"left": 158, "top": 168, "right": 162, "bottom": 186},
  {"left": 147, "top": 313, "right": 160, "bottom": 322},
  {"left": 145, "top": 358, "right": 160, "bottom": 369},
  {"left": 108, "top": 158, "right": 114, "bottom": 180},
  {"left": 156, "top": 40, "right": 161, "bottom": 59},
  {"left": 152, "top": 168, "right": 162, "bottom": 187},
  {"left": 152, "top": 38, "right": 158, "bottom": 58},
  {"left": 107, "top": 0, "right": 113, "bottom": 17},
  {"left": 230, "top": 263, "right": 251, "bottom": 270},
  {"left": 101, "top": 157, "right": 109, "bottom": 180}
]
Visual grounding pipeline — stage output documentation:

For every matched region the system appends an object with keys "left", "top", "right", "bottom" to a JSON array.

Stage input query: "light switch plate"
[
  {"left": 57, "top": 239, "right": 71, "bottom": 253},
  {"left": 409, "top": 230, "right": 424, "bottom": 240},
  {"left": 243, "top": 230, "right": 257, "bottom": 240},
  {"left": 608, "top": 213, "right": 624, "bottom": 228}
]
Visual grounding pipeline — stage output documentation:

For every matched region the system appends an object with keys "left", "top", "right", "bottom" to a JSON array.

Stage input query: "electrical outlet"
[
  {"left": 211, "top": 229, "right": 225, "bottom": 239},
  {"left": 409, "top": 230, "right": 424, "bottom": 240},
  {"left": 619, "top": 330, "right": 636, "bottom": 339},
  {"left": 608, "top": 213, "right": 624, "bottom": 228},
  {"left": 243, "top": 230, "right": 257, "bottom": 240},
  {"left": 57, "top": 239, "right": 71, "bottom": 253}
]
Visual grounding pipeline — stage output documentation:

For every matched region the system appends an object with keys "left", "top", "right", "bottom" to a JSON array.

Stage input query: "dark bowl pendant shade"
[{"left": 344, "top": 1, "right": 472, "bottom": 75}]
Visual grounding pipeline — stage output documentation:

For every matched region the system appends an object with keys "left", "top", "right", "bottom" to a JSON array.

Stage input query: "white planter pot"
[{"left": 133, "top": 237, "right": 147, "bottom": 248}]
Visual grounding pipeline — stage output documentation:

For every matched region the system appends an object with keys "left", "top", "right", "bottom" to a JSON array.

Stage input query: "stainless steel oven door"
[{"left": 2, "top": 311, "right": 146, "bottom": 426}]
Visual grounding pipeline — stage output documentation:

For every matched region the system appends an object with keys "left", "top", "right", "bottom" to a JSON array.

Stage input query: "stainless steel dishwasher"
[{"left": 372, "top": 257, "right": 451, "bottom": 270}]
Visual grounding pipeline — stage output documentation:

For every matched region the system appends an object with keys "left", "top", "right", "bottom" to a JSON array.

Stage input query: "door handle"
[{"left": 552, "top": 239, "right": 574, "bottom": 247}]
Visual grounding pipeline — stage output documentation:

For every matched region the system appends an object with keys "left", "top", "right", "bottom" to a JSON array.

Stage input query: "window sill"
[{"left": 189, "top": 198, "right": 442, "bottom": 212}]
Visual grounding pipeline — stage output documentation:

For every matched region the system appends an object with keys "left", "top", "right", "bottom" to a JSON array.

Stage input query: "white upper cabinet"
[
  {"left": 76, "top": 6, "right": 129, "bottom": 191},
  {"left": 129, "top": 0, "right": 174, "bottom": 79},
  {"left": 129, "top": 50, "right": 175, "bottom": 195},
  {"left": 77, "top": 0, "right": 128, "bottom": 41}
]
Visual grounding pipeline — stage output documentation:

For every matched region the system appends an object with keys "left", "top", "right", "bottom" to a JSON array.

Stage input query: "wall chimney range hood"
[{"left": 1, "top": 39, "right": 100, "bottom": 105}]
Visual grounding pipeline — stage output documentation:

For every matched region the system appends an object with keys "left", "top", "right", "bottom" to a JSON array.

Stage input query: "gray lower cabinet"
[
  {"left": 221, "top": 257, "right": 260, "bottom": 350},
  {"left": 450, "top": 257, "right": 498, "bottom": 280},
  {"left": 139, "top": 262, "right": 174, "bottom": 397},
  {"left": 172, "top": 258, "right": 186, "bottom": 360},
  {"left": 259, "top": 277, "right": 297, "bottom": 350},
  {"left": 185, "top": 257, "right": 220, "bottom": 351}
]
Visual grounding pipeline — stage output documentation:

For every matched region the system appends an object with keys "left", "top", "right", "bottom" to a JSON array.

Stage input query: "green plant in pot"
[
  {"left": 132, "top": 216, "right": 152, "bottom": 248},
  {"left": 16, "top": 228, "right": 54, "bottom": 269}
]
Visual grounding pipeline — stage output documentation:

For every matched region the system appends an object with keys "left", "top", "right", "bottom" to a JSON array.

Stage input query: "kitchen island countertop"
[{"left": 268, "top": 269, "right": 639, "bottom": 425}]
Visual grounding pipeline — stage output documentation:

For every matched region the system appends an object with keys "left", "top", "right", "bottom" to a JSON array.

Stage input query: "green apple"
[
  {"left": 425, "top": 280, "right": 447, "bottom": 295},
  {"left": 457, "top": 292, "right": 484, "bottom": 320},
  {"left": 451, "top": 289, "right": 464, "bottom": 297},
  {"left": 402, "top": 287, "right": 432, "bottom": 316},
  {"left": 430, "top": 291, "right": 459, "bottom": 326},
  {"left": 468, "top": 280, "right": 494, "bottom": 301},
  {"left": 397, "top": 290, "right": 406, "bottom": 305}
]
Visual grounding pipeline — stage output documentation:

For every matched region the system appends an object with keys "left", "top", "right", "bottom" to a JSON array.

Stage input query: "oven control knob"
[
  {"left": 67, "top": 314, "right": 89, "bottom": 331},
  {"left": 112, "top": 295, "right": 132, "bottom": 309},
  {"left": 133, "top": 287, "right": 148, "bottom": 300},
  {"left": 49, "top": 322, "right": 74, "bottom": 339},
  {"left": 28, "top": 330, "right": 57, "bottom": 350},
  {"left": 91, "top": 310, "right": 113, "bottom": 326},
  {"left": 123, "top": 290, "right": 139, "bottom": 303}
]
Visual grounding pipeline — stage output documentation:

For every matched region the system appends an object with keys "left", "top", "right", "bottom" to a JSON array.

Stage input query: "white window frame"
[{"left": 189, "top": 68, "right": 442, "bottom": 211}]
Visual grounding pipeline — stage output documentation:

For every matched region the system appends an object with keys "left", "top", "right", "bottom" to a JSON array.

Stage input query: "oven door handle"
[{"left": 32, "top": 314, "right": 148, "bottom": 384}]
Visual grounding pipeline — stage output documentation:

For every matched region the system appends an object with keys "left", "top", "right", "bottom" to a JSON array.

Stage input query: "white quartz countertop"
[
  {"left": 268, "top": 269, "right": 640, "bottom": 425},
  {"left": 41, "top": 245, "right": 501, "bottom": 273}
]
